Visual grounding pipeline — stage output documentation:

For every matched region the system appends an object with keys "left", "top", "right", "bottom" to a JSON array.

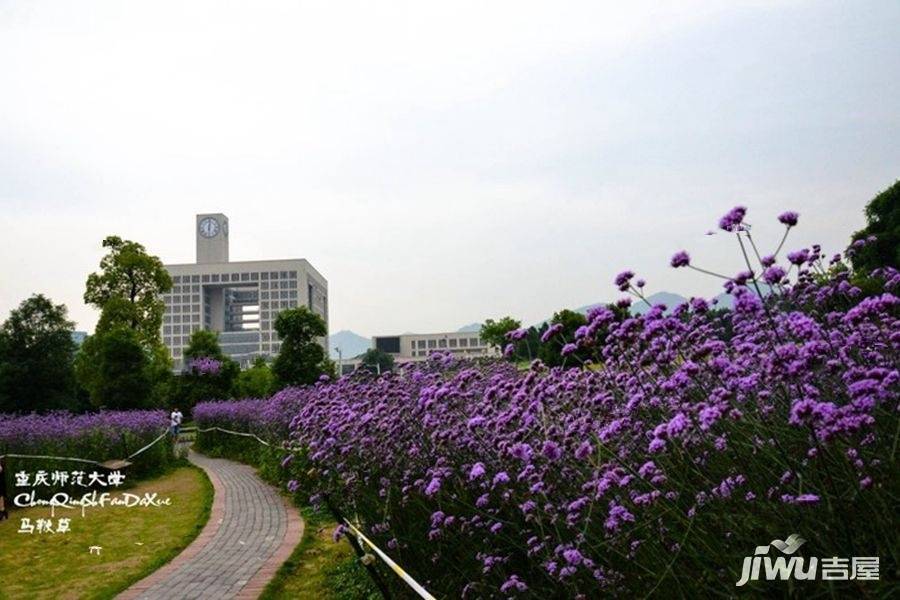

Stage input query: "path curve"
[{"left": 119, "top": 450, "right": 303, "bottom": 600}]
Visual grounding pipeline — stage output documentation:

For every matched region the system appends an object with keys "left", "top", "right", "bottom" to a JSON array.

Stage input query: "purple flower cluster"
[
  {"left": 194, "top": 210, "right": 899, "bottom": 596},
  {"left": 187, "top": 356, "right": 222, "bottom": 375},
  {"left": 194, "top": 392, "right": 304, "bottom": 440},
  {"left": 0, "top": 410, "right": 168, "bottom": 467}
]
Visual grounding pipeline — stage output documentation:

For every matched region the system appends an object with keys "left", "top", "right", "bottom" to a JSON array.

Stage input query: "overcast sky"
[{"left": 1, "top": 1, "right": 898, "bottom": 337}]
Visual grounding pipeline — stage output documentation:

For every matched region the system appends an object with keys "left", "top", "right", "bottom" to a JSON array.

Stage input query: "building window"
[
  {"left": 470, "top": 338, "right": 480, "bottom": 346},
  {"left": 428, "top": 340, "right": 437, "bottom": 348},
  {"left": 438, "top": 339, "right": 447, "bottom": 348},
  {"left": 211, "top": 273, "right": 220, "bottom": 282},
  {"left": 191, "top": 275, "right": 200, "bottom": 283},
  {"left": 449, "top": 339, "right": 457, "bottom": 348},
  {"left": 460, "top": 338, "right": 468, "bottom": 347}
]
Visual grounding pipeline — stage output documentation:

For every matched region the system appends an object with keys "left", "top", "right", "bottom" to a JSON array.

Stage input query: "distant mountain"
[
  {"left": 712, "top": 293, "right": 734, "bottom": 310},
  {"left": 328, "top": 330, "right": 371, "bottom": 359},
  {"left": 629, "top": 291, "right": 689, "bottom": 315},
  {"left": 566, "top": 291, "right": 689, "bottom": 320},
  {"left": 457, "top": 323, "right": 482, "bottom": 333}
]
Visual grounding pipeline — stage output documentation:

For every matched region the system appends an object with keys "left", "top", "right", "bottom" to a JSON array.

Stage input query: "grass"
[
  {"left": 260, "top": 508, "right": 381, "bottom": 600},
  {"left": 0, "top": 465, "right": 213, "bottom": 600}
]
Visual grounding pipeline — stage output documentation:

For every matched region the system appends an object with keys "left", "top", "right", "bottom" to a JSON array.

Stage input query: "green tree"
[
  {"left": 272, "top": 307, "right": 334, "bottom": 387},
  {"left": 538, "top": 309, "right": 588, "bottom": 367},
  {"left": 75, "top": 327, "right": 153, "bottom": 410},
  {"left": 359, "top": 348, "right": 395, "bottom": 374},
  {"left": 234, "top": 356, "right": 277, "bottom": 398},
  {"left": 183, "top": 330, "right": 229, "bottom": 363},
  {"left": 850, "top": 180, "right": 899, "bottom": 272},
  {"left": 175, "top": 330, "right": 240, "bottom": 414},
  {"left": 79, "top": 235, "right": 173, "bottom": 409},
  {"left": 84, "top": 236, "right": 172, "bottom": 346},
  {"left": 479, "top": 316, "right": 522, "bottom": 351},
  {"left": 0, "top": 295, "right": 80, "bottom": 413}
]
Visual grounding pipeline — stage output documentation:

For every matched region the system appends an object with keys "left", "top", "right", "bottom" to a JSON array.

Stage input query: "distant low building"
[{"left": 371, "top": 330, "right": 499, "bottom": 363}]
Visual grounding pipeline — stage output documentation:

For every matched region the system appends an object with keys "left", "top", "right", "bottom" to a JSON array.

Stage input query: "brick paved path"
[{"left": 119, "top": 450, "right": 303, "bottom": 600}]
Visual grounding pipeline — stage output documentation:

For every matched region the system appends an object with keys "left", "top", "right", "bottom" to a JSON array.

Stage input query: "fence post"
[
  {"left": 0, "top": 454, "right": 9, "bottom": 521},
  {"left": 323, "top": 494, "right": 392, "bottom": 599}
]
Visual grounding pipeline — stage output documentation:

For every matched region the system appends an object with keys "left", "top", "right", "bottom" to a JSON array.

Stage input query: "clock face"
[{"left": 199, "top": 217, "right": 220, "bottom": 238}]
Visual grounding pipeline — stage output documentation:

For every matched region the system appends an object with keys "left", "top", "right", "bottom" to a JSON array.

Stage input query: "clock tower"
[{"left": 196, "top": 213, "right": 229, "bottom": 263}]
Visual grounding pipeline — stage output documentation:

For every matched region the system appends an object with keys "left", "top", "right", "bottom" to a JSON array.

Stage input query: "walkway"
[{"left": 118, "top": 450, "right": 303, "bottom": 600}]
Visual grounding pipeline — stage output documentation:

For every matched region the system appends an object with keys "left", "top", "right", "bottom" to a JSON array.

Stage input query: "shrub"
[{"left": 0, "top": 410, "right": 176, "bottom": 489}]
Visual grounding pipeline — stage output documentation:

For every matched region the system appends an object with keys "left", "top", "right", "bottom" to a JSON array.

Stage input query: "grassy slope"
[
  {"left": 260, "top": 508, "right": 380, "bottom": 600},
  {"left": 0, "top": 465, "right": 213, "bottom": 600}
]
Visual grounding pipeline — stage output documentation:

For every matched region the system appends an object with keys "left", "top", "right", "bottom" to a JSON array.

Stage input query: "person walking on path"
[{"left": 169, "top": 407, "right": 183, "bottom": 437}]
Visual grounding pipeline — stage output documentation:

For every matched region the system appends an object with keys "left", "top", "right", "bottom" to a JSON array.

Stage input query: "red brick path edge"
[
  {"left": 117, "top": 452, "right": 305, "bottom": 600},
  {"left": 236, "top": 493, "right": 304, "bottom": 599}
]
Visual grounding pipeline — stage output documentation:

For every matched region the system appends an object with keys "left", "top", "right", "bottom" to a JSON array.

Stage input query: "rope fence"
[
  {"left": 195, "top": 424, "right": 436, "bottom": 600},
  {"left": 0, "top": 428, "right": 171, "bottom": 521},
  {"left": 192, "top": 426, "right": 272, "bottom": 447},
  {"left": 342, "top": 519, "right": 438, "bottom": 600},
  {"left": 0, "top": 429, "right": 171, "bottom": 465}
]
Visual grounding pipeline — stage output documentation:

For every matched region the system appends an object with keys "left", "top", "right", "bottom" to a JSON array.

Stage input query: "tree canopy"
[
  {"left": 359, "top": 348, "right": 395, "bottom": 374},
  {"left": 0, "top": 294, "right": 79, "bottom": 413},
  {"left": 75, "top": 327, "right": 153, "bottom": 410},
  {"left": 480, "top": 316, "right": 522, "bottom": 350},
  {"left": 538, "top": 309, "right": 588, "bottom": 367},
  {"left": 84, "top": 235, "right": 172, "bottom": 346},
  {"left": 175, "top": 329, "right": 240, "bottom": 413},
  {"left": 272, "top": 307, "right": 333, "bottom": 387},
  {"left": 78, "top": 235, "right": 173, "bottom": 410},
  {"left": 851, "top": 180, "right": 899, "bottom": 272},
  {"left": 234, "top": 356, "right": 276, "bottom": 398}
]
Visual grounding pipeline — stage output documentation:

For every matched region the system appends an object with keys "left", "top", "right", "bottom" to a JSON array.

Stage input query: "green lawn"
[
  {"left": 0, "top": 465, "right": 213, "bottom": 600},
  {"left": 261, "top": 509, "right": 380, "bottom": 600}
]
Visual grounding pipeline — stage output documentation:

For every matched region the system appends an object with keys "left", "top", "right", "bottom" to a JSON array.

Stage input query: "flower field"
[
  {"left": 0, "top": 410, "right": 175, "bottom": 481},
  {"left": 195, "top": 209, "right": 899, "bottom": 596}
]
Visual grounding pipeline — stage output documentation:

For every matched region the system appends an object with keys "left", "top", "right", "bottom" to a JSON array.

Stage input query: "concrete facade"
[
  {"left": 371, "top": 330, "right": 499, "bottom": 362},
  {"left": 162, "top": 214, "right": 327, "bottom": 369}
]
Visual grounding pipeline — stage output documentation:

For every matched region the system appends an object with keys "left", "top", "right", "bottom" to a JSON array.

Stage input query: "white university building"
[{"left": 161, "top": 213, "right": 328, "bottom": 369}]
